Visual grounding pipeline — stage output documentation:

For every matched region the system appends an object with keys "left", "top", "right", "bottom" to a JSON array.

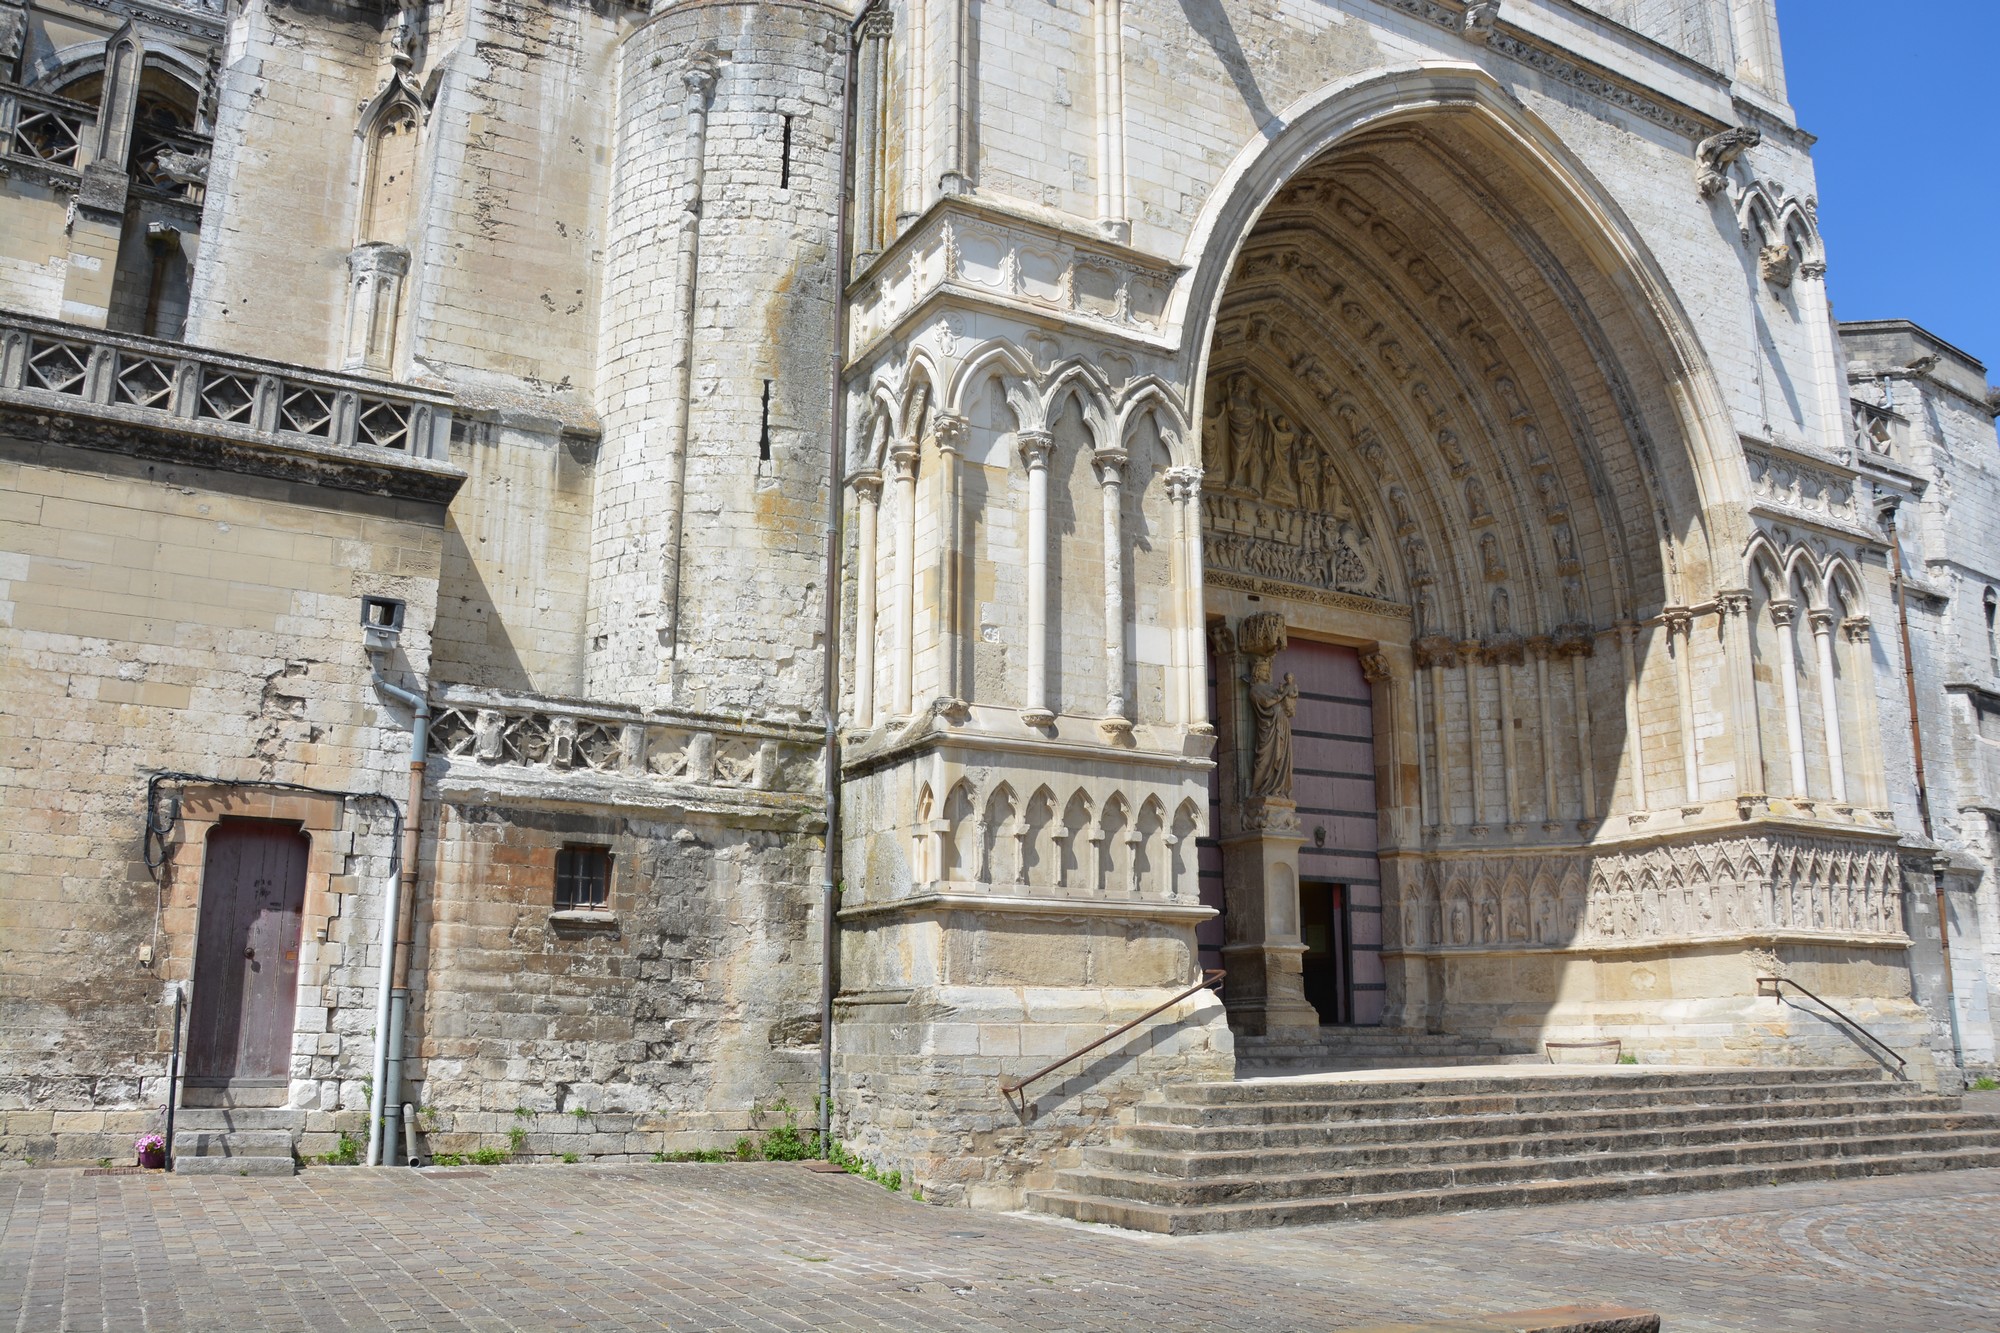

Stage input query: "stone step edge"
[
  {"left": 1095, "top": 1114, "right": 2000, "bottom": 1174},
  {"left": 1166, "top": 1068, "right": 1889, "bottom": 1099},
  {"left": 1136, "top": 1080, "right": 1912, "bottom": 1120},
  {"left": 1143, "top": 1078, "right": 1923, "bottom": 1112},
  {"left": 1125, "top": 1097, "right": 1971, "bottom": 1144},
  {"left": 1057, "top": 1127, "right": 2000, "bottom": 1199},
  {"left": 1028, "top": 1145, "right": 2000, "bottom": 1234}
]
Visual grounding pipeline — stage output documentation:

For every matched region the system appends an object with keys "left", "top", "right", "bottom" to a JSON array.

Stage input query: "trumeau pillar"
[
  {"left": 1217, "top": 612, "right": 1318, "bottom": 1038},
  {"left": 850, "top": 471, "right": 883, "bottom": 728},
  {"left": 1019, "top": 430, "right": 1055, "bottom": 726}
]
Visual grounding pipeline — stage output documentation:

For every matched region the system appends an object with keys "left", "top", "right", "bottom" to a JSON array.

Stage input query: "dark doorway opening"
[
  {"left": 1300, "top": 880, "right": 1351, "bottom": 1026},
  {"left": 186, "top": 820, "right": 309, "bottom": 1101}
]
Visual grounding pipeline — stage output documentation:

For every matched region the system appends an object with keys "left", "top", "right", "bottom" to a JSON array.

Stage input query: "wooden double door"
[{"left": 186, "top": 820, "right": 309, "bottom": 1092}]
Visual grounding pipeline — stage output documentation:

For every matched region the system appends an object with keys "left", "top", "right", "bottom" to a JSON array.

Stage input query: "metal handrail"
[
  {"left": 1757, "top": 975, "right": 1908, "bottom": 1079},
  {"left": 1000, "top": 969, "right": 1225, "bottom": 1115}
]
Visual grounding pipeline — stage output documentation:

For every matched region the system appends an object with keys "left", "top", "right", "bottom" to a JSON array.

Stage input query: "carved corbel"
[
  {"left": 1460, "top": 0, "right": 1500, "bottom": 41},
  {"left": 1695, "top": 125, "right": 1760, "bottom": 200}
]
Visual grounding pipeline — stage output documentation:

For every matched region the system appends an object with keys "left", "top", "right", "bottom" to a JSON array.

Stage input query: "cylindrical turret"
[{"left": 589, "top": 0, "right": 847, "bottom": 715}]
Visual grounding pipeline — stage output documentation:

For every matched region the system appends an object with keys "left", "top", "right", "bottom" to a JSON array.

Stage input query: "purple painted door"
[
  {"left": 1280, "top": 640, "right": 1383, "bottom": 1025},
  {"left": 187, "top": 821, "right": 308, "bottom": 1085}
]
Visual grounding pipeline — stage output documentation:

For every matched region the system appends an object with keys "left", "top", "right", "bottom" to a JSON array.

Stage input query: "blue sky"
[{"left": 1780, "top": 0, "right": 1998, "bottom": 374}]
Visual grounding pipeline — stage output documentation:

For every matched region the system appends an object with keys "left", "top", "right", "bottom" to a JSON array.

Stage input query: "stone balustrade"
[
  {"left": 0, "top": 309, "right": 453, "bottom": 462},
  {"left": 1, "top": 84, "right": 96, "bottom": 172},
  {"left": 427, "top": 686, "right": 822, "bottom": 800}
]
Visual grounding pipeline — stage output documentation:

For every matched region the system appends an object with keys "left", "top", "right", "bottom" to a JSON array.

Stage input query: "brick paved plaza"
[{"left": 3, "top": 1161, "right": 1998, "bottom": 1331}]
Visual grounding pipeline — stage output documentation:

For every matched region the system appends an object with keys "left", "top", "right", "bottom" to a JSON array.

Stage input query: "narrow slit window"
[
  {"left": 759, "top": 379, "right": 773, "bottom": 461},
  {"left": 779, "top": 114, "right": 793, "bottom": 189},
  {"left": 555, "top": 845, "right": 611, "bottom": 911}
]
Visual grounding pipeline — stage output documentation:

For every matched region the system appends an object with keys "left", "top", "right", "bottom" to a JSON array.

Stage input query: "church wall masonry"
[{"left": 2, "top": 0, "right": 1997, "bottom": 1194}]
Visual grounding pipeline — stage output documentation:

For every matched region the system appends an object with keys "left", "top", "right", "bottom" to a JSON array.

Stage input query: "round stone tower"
[{"left": 589, "top": 0, "right": 847, "bottom": 716}]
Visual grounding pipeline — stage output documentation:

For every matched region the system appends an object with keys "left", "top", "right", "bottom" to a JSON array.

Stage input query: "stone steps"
[
  {"left": 1121, "top": 1094, "right": 1968, "bottom": 1152},
  {"left": 1033, "top": 1145, "right": 2000, "bottom": 1234},
  {"left": 1097, "top": 1111, "right": 2000, "bottom": 1176},
  {"left": 1027, "top": 1067, "right": 2000, "bottom": 1233},
  {"left": 1235, "top": 1028, "right": 1538, "bottom": 1074},
  {"left": 172, "top": 1108, "right": 299, "bottom": 1176}
]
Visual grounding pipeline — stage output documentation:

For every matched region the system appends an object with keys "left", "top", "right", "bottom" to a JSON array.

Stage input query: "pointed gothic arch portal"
[{"left": 1190, "top": 89, "right": 1765, "bottom": 1048}]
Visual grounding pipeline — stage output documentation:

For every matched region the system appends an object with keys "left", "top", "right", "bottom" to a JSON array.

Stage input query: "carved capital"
[
  {"left": 929, "top": 413, "right": 968, "bottom": 456},
  {"left": 1091, "top": 446, "right": 1129, "bottom": 488},
  {"left": 849, "top": 469, "right": 883, "bottom": 503},
  {"left": 1716, "top": 589, "right": 1753, "bottom": 619},
  {"left": 682, "top": 52, "right": 721, "bottom": 102},
  {"left": 1164, "top": 465, "right": 1203, "bottom": 503},
  {"left": 1841, "top": 615, "right": 1872, "bottom": 644},
  {"left": 1768, "top": 598, "right": 1797, "bottom": 628},
  {"left": 1807, "top": 608, "right": 1838, "bottom": 637},
  {"left": 1553, "top": 625, "right": 1597, "bottom": 659},
  {"left": 1526, "top": 635, "right": 1554, "bottom": 661},
  {"left": 1414, "top": 635, "right": 1459, "bottom": 670},
  {"left": 1016, "top": 429, "right": 1053, "bottom": 471},
  {"left": 1661, "top": 607, "right": 1694, "bottom": 638},
  {"left": 859, "top": 5, "right": 894, "bottom": 40},
  {"left": 1359, "top": 649, "right": 1393, "bottom": 685},
  {"left": 1484, "top": 635, "right": 1525, "bottom": 667},
  {"left": 887, "top": 442, "right": 919, "bottom": 481}
]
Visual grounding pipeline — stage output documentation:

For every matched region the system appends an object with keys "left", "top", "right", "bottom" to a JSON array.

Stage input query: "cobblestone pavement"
[{"left": 4, "top": 1162, "right": 1997, "bottom": 1332}]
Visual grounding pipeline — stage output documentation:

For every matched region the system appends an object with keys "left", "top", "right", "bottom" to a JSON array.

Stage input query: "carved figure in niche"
[
  {"left": 1522, "top": 423, "right": 1551, "bottom": 468},
  {"left": 1264, "top": 414, "right": 1300, "bottom": 506},
  {"left": 1481, "top": 532, "right": 1506, "bottom": 581},
  {"left": 1465, "top": 475, "right": 1492, "bottom": 524},
  {"left": 1448, "top": 896, "right": 1471, "bottom": 946},
  {"left": 1387, "top": 486, "right": 1414, "bottom": 534},
  {"left": 1223, "top": 375, "right": 1272, "bottom": 494},
  {"left": 1533, "top": 888, "right": 1555, "bottom": 944},
  {"left": 1438, "top": 429, "right": 1470, "bottom": 476},
  {"left": 1494, "top": 376, "right": 1529, "bottom": 421},
  {"left": 1295, "top": 438, "right": 1326, "bottom": 511},
  {"left": 1478, "top": 896, "right": 1498, "bottom": 944},
  {"left": 1491, "top": 586, "right": 1512, "bottom": 636},
  {"left": 1552, "top": 523, "right": 1577, "bottom": 569},
  {"left": 1535, "top": 469, "right": 1564, "bottom": 520}
]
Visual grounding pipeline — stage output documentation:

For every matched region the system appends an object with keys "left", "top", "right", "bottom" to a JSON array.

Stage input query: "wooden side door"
[{"left": 187, "top": 820, "right": 310, "bottom": 1085}]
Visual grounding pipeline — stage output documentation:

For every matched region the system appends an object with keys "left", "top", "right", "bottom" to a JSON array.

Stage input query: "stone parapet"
[{"left": 0, "top": 308, "right": 460, "bottom": 501}]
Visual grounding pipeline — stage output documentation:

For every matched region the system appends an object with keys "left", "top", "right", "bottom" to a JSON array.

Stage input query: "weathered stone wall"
[
  {"left": 408, "top": 794, "right": 826, "bottom": 1161},
  {"left": 0, "top": 401, "right": 450, "bottom": 1164}
]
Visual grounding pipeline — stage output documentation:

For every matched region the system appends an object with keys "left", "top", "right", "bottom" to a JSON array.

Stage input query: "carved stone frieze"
[
  {"left": 1745, "top": 443, "right": 1862, "bottom": 528},
  {"left": 1199, "top": 372, "right": 1388, "bottom": 599},
  {"left": 1392, "top": 833, "right": 1907, "bottom": 952}
]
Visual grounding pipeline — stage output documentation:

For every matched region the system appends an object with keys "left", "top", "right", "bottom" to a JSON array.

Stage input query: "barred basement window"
[{"left": 555, "top": 845, "right": 612, "bottom": 910}]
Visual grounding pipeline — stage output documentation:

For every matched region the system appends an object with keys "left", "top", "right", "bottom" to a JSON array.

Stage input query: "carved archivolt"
[{"left": 1393, "top": 834, "right": 1906, "bottom": 951}]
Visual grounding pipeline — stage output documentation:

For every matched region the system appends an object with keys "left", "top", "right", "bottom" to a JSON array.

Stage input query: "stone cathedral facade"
[{"left": 2, "top": 0, "right": 1997, "bottom": 1206}]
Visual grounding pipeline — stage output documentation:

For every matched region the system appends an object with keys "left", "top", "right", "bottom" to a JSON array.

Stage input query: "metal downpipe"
[{"left": 817, "top": 8, "right": 860, "bottom": 1154}]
